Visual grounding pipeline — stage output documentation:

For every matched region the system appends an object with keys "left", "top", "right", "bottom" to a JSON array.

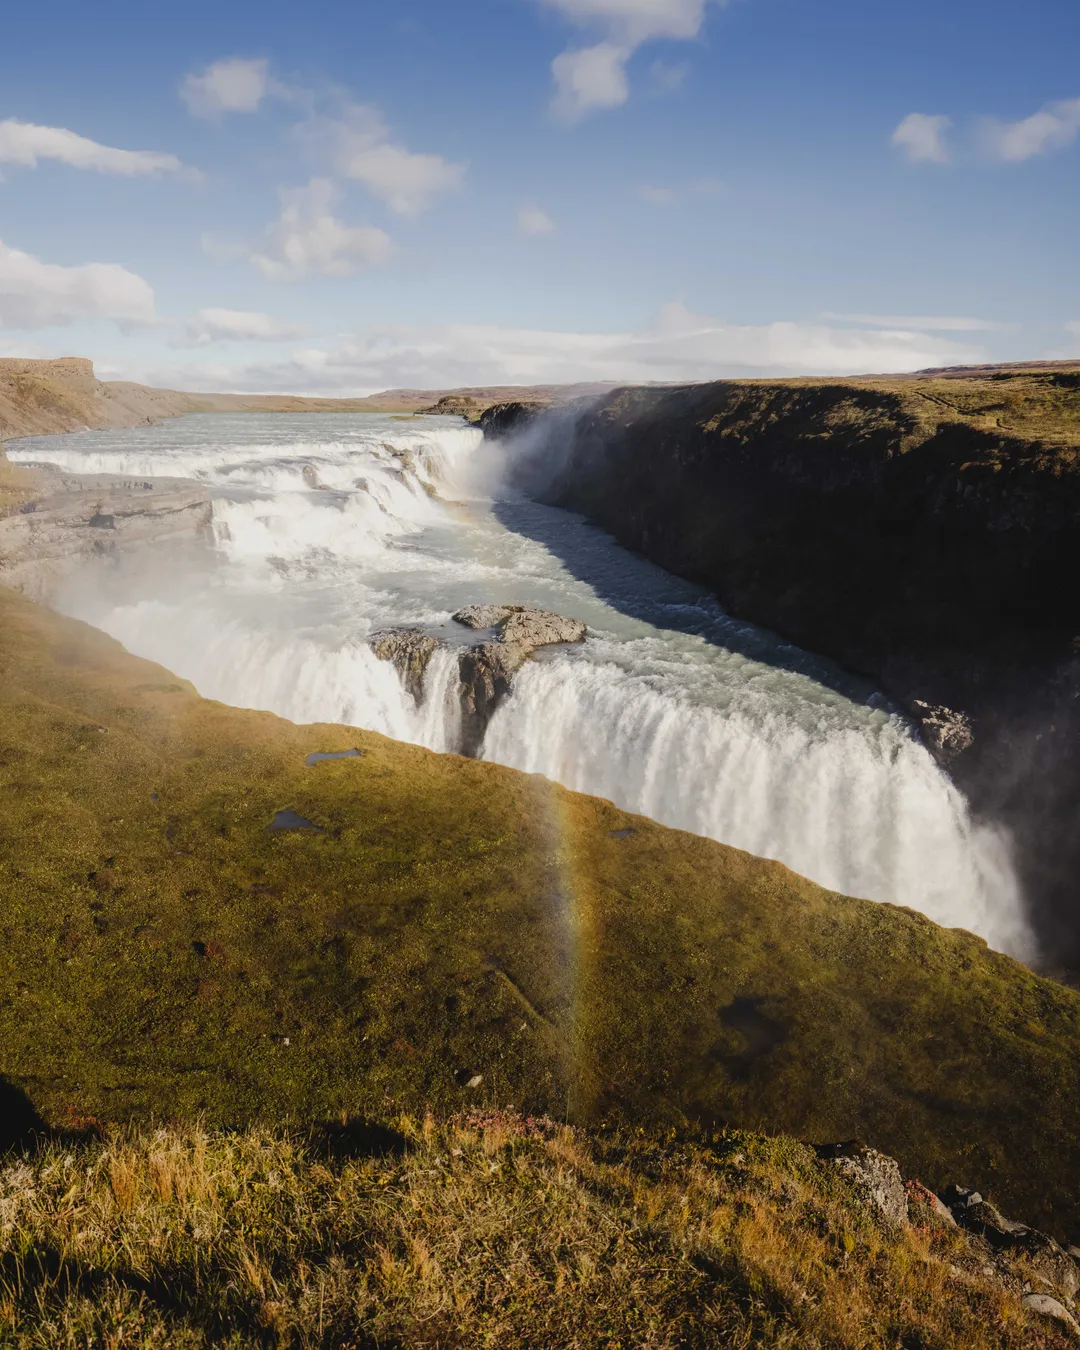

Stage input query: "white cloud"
[
  {"left": 181, "top": 57, "right": 277, "bottom": 117},
  {"left": 177, "top": 308, "right": 309, "bottom": 347},
  {"left": 0, "top": 239, "right": 156, "bottom": 329},
  {"left": 891, "top": 113, "right": 952, "bottom": 164},
  {"left": 552, "top": 43, "right": 632, "bottom": 120},
  {"left": 147, "top": 304, "right": 985, "bottom": 395},
  {"left": 250, "top": 178, "right": 393, "bottom": 282},
  {"left": 544, "top": 0, "right": 715, "bottom": 44},
  {"left": 981, "top": 98, "right": 1080, "bottom": 162},
  {"left": 638, "top": 184, "right": 678, "bottom": 206},
  {"left": 1065, "top": 321, "right": 1080, "bottom": 335},
  {"left": 544, "top": 0, "right": 720, "bottom": 121},
  {"left": 518, "top": 204, "right": 556, "bottom": 235},
  {"left": 305, "top": 105, "right": 465, "bottom": 215},
  {"left": 0, "top": 120, "right": 184, "bottom": 176},
  {"left": 822, "top": 312, "right": 1008, "bottom": 332}
]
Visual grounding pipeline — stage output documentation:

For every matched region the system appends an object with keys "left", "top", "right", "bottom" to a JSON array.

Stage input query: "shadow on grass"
[{"left": 0, "top": 1077, "right": 47, "bottom": 1153}]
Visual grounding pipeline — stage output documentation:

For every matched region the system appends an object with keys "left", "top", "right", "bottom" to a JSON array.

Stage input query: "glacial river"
[{"left": 8, "top": 412, "right": 1031, "bottom": 956}]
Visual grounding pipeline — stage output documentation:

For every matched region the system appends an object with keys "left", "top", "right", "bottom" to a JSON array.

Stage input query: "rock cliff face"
[
  {"left": 0, "top": 460, "right": 212, "bottom": 596},
  {"left": 488, "top": 372, "right": 1080, "bottom": 968}
]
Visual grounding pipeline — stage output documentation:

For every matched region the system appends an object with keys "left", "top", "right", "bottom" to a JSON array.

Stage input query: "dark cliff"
[{"left": 485, "top": 372, "right": 1080, "bottom": 968}]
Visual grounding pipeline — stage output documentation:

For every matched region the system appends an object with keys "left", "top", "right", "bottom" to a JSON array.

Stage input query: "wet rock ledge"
[
  {"left": 0, "top": 460, "right": 212, "bottom": 597},
  {"left": 370, "top": 604, "right": 587, "bottom": 756}
]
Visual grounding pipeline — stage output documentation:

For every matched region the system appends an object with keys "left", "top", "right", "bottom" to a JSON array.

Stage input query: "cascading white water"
[{"left": 8, "top": 411, "right": 1032, "bottom": 957}]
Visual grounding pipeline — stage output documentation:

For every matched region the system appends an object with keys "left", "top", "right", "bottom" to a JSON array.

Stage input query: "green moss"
[{"left": 1, "top": 587, "right": 1079, "bottom": 1234}]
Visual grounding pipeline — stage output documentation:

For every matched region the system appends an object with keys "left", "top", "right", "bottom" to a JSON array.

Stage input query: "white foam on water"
[{"left": 10, "top": 410, "right": 1032, "bottom": 958}]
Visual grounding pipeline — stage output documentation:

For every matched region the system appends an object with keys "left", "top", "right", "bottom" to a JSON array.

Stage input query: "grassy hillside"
[
  {"left": 1, "top": 1113, "right": 1072, "bottom": 1349},
  {"left": 2, "top": 587, "right": 1080, "bottom": 1236}
]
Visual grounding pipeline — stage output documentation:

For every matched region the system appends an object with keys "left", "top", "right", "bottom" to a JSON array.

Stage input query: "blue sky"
[{"left": 0, "top": 0, "right": 1077, "bottom": 393}]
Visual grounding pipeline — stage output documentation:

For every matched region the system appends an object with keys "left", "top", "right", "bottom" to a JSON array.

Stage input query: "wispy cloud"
[
  {"left": 543, "top": 0, "right": 722, "bottom": 122},
  {"left": 0, "top": 120, "right": 185, "bottom": 177},
  {"left": 648, "top": 60, "right": 689, "bottom": 97},
  {"left": 0, "top": 239, "right": 156, "bottom": 329},
  {"left": 175, "top": 308, "right": 309, "bottom": 347},
  {"left": 518, "top": 204, "right": 556, "bottom": 235},
  {"left": 637, "top": 179, "right": 723, "bottom": 207},
  {"left": 181, "top": 57, "right": 282, "bottom": 117},
  {"left": 301, "top": 105, "right": 466, "bottom": 215},
  {"left": 822, "top": 312, "right": 1009, "bottom": 333},
  {"left": 638, "top": 184, "right": 678, "bottom": 207},
  {"left": 980, "top": 98, "right": 1080, "bottom": 162},
  {"left": 148, "top": 303, "right": 985, "bottom": 396},
  {"left": 250, "top": 178, "right": 393, "bottom": 282},
  {"left": 891, "top": 113, "right": 951, "bottom": 164}
]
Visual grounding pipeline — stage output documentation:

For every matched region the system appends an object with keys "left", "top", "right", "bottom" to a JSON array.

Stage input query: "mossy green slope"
[{"left": 1, "top": 587, "right": 1078, "bottom": 1233}]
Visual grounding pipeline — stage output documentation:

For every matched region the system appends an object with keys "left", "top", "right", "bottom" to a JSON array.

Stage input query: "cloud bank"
[
  {"left": 0, "top": 120, "right": 184, "bottom": 176},
  {"left": 149, "top": 304, "right": 984, "bottom": 395},
  {"left": 177, "top": 308, "right": 309, "bottom": 347},
  {"left": 0, "top": 240, "right": 156, "bottom": 329}
]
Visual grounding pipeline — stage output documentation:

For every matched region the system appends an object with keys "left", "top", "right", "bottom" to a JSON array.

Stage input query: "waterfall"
[{"left": 10, "top": 410, "right": 1032, "bottom": 957}]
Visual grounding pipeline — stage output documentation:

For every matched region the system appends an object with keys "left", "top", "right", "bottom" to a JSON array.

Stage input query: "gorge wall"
[{"left": 484, "top": 371, "right": 1080, "bottom": 970}]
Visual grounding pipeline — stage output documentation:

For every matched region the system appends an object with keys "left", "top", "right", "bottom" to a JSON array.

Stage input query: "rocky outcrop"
[
  {"left": 817, "top": 1144, "right": 1080, "bottom": 1335},
  {"left": 816, "top": 1142, "right": 908, "bottom": 1227},
  {"left": 0, "top": 465, "right": 212, "bottom": 596},
  {"left": 476, "top": 401, "right": 547, "bottom": 438},
  {"left": 497, "top": 373, "right": 1080, "bottom": 969},
  {"left": 369, "top": 605, "right": 588, "bottom": 756},
  {"left": 453, "top": 605, "right": 587, "bottom": 756},
  {"left": 369, "top": 628, "right": 440, "bottom": 705}
]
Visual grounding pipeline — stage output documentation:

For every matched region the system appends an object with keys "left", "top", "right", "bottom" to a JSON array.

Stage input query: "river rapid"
[{"left": 8, "top": 411, "right": 1032, "bottom": 956}]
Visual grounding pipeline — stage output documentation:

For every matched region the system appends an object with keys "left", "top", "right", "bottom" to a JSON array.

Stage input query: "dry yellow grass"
[{"left": 0, "top": 1113, "right": 1071, "bottom": 1349}]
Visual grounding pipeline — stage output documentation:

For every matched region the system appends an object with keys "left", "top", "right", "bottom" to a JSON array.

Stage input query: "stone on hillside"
[
  {"left": 1022, "top": 1294, "right": 1080, "bottom": 1338},
  {"left": 817, "top": 1142, "right": 908, "bottom": 1227},
  {"left": 945, "top": 1188, "right": 1080, "bottom": 1301}
]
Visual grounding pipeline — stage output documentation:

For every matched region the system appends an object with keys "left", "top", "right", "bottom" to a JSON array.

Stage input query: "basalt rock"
[
  {"left": 369, "top": 628, "right": 440, "bottom": 705},
  {"left": 911, "top": 699, "right": 975, "bottom": 761},
  {"left": 452, "top": 605, "right": 587, "bottom": 756},
  {"left": 370, "top": 606, "right": 587, "bottom": 756},
  {"left": 452, "top": 603, "right": 588, "bottom": 648}
]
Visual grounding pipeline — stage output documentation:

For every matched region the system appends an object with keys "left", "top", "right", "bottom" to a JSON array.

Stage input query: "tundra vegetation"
[{"left": 1, "top": 1113, "right": 1077, "bottom": 1349}]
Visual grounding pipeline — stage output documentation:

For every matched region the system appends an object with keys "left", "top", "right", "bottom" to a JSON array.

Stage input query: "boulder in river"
[
  {"left": 369, "top": 605, "right": 587, "bottom": 755},
  {"left": 452, "top": 606, "right": 587, "bottom": 756},
  {"left": 369, "top": 628, "right": 440, "bottom": 705}
]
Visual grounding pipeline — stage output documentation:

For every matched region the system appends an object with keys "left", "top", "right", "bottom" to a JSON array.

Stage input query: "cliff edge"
[{"left": 487, "top": 369, "right": 1080, "bottom": 969}]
